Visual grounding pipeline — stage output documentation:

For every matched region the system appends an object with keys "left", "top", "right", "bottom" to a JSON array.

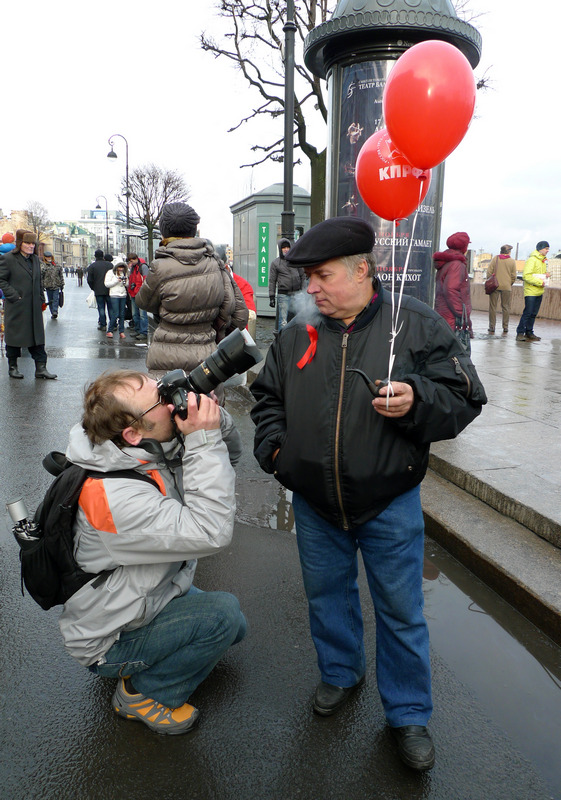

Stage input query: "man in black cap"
[
  {"left": 251, "top": 216, "right": 487, "bottom": 771},
  {"left": 516, "top": 241, "right": 551, "bottom": 342}
]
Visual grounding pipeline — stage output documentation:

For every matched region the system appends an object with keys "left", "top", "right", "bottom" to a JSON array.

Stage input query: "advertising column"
[{"left": 337, "top": 61, "right": 443, "bottom": 305}]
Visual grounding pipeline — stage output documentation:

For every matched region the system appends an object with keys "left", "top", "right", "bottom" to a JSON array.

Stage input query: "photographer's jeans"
[
  {"left": 131, "top": 297, "right": 148, "bottom": 335},
  {"left": 89, "top": 587, "right": 247, "bottom": 708},
  {"left": 292, "top": 487, "right": 432, "bottom": 727},
  {"left": 108, "top": 296, "right": 127, "bottom": 334}
]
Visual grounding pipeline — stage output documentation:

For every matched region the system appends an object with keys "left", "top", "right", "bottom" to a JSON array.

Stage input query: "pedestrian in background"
[
  {"left": 135, "top": 202, "right": 247, "bottom": 390},
  {"left": 41, "top": 249, "right": 64, "bottom": 319},
  {"left": 127, "top": 253, "right": 149, "bottom": 341},
  {"left": 87, "top": 249, "right": 112, "bottom": 331},
  {"left": 0, "top": 229, "right": 57, "bottom": 379},
  {"left": 104, "top": 261, "right": 128, "bottom": 339},
  {"left": 487, "top": 245, "right": 517, "bottom": 335},
  {"left": 516, "top": 241, "right": 551, "bottom": 342},
  {"left": 251, "top": 217, "right": 487, "bottom": 772},
  {"left": 433, "top": 231, "right": 473, "bottom": 354},
  {"left": 269, "top": 238, "right": 305, "bottom": 331},
  {"left": 76, "top": 265, "right": 84, "bottom": 287}
]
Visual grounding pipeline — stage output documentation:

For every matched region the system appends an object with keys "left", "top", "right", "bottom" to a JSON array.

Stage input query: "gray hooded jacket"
[{"left": 58, "top": 415, "right": 237, "bottom": 667}]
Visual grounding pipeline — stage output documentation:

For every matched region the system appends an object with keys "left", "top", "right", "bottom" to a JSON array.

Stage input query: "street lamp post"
[
  {"left": 281, "top": 0, "right": 296, "bottom": 243},
  {"left": 95, "top": 195, "right": 109, "bottom": 254},
  {"left": 107, "top": 133, "right": 130, "bottom": 255}
]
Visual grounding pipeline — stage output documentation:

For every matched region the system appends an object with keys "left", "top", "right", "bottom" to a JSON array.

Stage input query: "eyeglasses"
[{"left": 129, "top": 395, "right": 166, "bottom": 425}]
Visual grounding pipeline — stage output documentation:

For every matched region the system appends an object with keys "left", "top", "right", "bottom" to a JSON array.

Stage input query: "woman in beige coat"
[
  {"left": 487, "top": 244, "right": 517, "bottom": 334},
  {"left": 135, "top": 203, "right": 248, "bottom": 386}
]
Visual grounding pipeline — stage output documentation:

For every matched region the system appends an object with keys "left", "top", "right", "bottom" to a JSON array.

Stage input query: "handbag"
[
  {"left": 58, "top": 290, "right": 64, "bottom": 308},
  {"left": 455, "top": 305, "right": 471, "bottom": 354},
  {"left": 484, "top": 262, "right": 499, "bottom": 295},
  {"left": 86, "top": 290, "right": 97, "bottom": 309}
]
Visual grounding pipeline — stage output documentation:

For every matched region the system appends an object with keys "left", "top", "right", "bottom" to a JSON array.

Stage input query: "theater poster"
[{"left": 337, "top": 61, "right": 443, "bottom": 305}]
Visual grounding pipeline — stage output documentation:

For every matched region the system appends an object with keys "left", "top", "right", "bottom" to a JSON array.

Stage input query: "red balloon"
[
  {"left": 383, "top": 40, "right": 476, "bottom": 170},
  {"left": 355, "top": 128, "right": 431, "bottom": 221}
]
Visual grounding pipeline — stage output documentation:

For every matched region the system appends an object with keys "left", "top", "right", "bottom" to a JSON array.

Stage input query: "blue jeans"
[
  {"left": 276, "top": 293, "right": 296, "bottom": 330},
  {"left": 46, "top": 288, "right": 60, "bottom": 315},
  {"left": 293, "top": 487, "right": 432, "bottom": 727},
  {"left": 108, "top": 297, "right": 126, "bottom": 333},
  {"left": 96, "top": 295, "right": 111, "bottom": 328},
  {"left": 516, "top": 294, "right": 543, "bottom": 335},
  {"left": 131, "top": 296, "right": 148, "bottom": 335},
  {"left": 90, "top": 587, "right": 247, "bottom": 708}
]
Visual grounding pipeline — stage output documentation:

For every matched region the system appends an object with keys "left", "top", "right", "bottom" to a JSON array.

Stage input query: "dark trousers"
[{"left": 6, "top": 344, "right": 48, "bottom": 363}]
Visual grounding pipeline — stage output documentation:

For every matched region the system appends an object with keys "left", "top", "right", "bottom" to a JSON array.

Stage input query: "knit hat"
[
  {"left": 159, "top": 202, "right": 200, "bottom": 239},
  {"left": 15, "top": 229, "right": 37, "bottom": 251},
  {"left": 94, "top": 249, "right": 104, "bottom": 258},
  {"left": 446, "top": 231, "right": 470, "bottom": 252},
  {"left": 2, "top": 233, "right": 14, "bottom": 244},
  {"left": 285, "top": 217, "right": 375, "bottom": 270},
  {"left": 536, "top": 240, "right": 550, "bottom": 250},
  {"left": 43, "top": 250, "right": 53, "bottom": 258}
]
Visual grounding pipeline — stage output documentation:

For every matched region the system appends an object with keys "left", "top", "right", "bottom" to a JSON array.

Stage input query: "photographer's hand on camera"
[{"left": 173, "top": 392, "right": 221, "bottom": 437}]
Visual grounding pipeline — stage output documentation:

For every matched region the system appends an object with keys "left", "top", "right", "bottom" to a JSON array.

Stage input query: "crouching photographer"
[{"left": 57, "top": 362, "right": 248, "bottom": 735}]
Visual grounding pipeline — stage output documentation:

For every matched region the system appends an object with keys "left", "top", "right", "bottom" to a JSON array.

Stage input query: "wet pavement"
[{"left": 1, "top": 281, "right": 560, "bottom": 799}]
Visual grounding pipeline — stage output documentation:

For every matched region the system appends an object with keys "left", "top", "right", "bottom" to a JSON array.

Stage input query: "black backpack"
[{"left": 12, "top": 452, "right": 159, "bottom": 610}]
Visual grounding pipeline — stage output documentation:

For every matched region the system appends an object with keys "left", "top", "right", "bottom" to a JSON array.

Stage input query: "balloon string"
[{"left": 385, "top": 180, "right": 425, "bottom": 408}]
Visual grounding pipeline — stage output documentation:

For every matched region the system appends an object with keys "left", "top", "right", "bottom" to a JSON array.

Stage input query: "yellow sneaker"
[{"left": 112, "top": 678, "right": 199, "bottom": 735}]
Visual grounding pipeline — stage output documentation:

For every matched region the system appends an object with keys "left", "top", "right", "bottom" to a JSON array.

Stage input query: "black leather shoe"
[
  {"left": 391, "top": 725, "right": 435, "bottom": 771},
  {"left": 313, "top": 676, "right": 365, "bottom": 716},
  {"left": 35, "top": 363, "right": 57, "bottom": 380}
]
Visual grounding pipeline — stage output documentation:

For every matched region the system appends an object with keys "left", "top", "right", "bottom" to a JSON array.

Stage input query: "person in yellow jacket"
[{"left": 516, "top": 241, "right": 550, "bottom": 342}]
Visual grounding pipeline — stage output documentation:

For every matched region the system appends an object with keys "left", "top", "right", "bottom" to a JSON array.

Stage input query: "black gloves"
[{"left": 269, "top": 298, "right": 276, "bottom": 308}]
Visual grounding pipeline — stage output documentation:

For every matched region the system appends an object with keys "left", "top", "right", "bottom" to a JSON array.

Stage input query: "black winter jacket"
[
  {"left": 0, "top": 250, "right": 45, "bottom": 347},
  {"left": 269, "top": 238, "right": 305, "bottom": 298},
  {"left": 87, "top": 257, "right": 112, "bottom": 295},
  {"left": 251, "top": 287, "right": 487, "bottom": 529}
]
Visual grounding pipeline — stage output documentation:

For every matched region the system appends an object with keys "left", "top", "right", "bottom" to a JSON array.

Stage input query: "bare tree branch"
[{"left": 117, "top": 164, "right": 191, "bottom": 261}]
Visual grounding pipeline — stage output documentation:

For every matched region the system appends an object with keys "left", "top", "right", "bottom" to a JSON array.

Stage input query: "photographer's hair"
[
  {"left": 340, "top": 251, "right": 377, "bottom": 279},
  {"left": 127, "top": 253, "right": 139, "bottom": 261},
  {"left": 82, "top": 370, "right": 150, "bottom": 446}
]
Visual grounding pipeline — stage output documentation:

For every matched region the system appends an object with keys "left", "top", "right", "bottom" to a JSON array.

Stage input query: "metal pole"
[
  {"left": 107, "top": 134, "right": 130, "bottom": 256},
  {"left": 96, "top": 195, "right": 109, "bottom": 254},
  {"left": 125, "top": 139, "right": 130, "bottom": 257},
  {"left": 281, "top": 0, "right": 296, "bottom": 243}
]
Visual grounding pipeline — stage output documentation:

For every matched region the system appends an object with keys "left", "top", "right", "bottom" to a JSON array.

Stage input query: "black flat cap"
[{"left": 285, "top": 217, "right": 375, "bottom": 269}]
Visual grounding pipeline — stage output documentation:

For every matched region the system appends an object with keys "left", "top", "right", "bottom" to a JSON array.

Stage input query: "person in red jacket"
[
  {"left": 127, "top": 253, "right": 149, "bottom": 341},
  {"left": 433, "top": 231, "right": 473, "bottom": 353}
]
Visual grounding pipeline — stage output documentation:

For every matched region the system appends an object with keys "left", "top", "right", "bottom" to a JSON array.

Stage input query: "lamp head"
[{"left": 107, "top": 147, "right": 117, "bottom": 159}]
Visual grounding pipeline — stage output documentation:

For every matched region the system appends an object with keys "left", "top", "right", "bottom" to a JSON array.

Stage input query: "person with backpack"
[{"left": 55, "top": 369, "right": 246, "bottom": 735}]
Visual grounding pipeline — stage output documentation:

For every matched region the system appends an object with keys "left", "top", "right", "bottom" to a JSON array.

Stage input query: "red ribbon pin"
[{"left": 297, "top": 325, "right": 318, "bottom": 369}]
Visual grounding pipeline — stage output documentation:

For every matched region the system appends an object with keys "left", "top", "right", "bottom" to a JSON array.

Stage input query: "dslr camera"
[{"left": 157, "top": 328, "right": 263, "bottom": 419}]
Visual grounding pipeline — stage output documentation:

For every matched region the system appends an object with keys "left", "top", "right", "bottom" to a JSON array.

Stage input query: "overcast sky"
[{"left": 2, "top": 0, "right": 558, "bottom": 260}]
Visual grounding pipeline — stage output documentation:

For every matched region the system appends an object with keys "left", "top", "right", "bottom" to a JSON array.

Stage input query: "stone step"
[
  {"left": 428, "top": 451, "right": 561, "bottom": 549},
  {"left": 421, "top": 469, "right": 561, "bottom": 646}
]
